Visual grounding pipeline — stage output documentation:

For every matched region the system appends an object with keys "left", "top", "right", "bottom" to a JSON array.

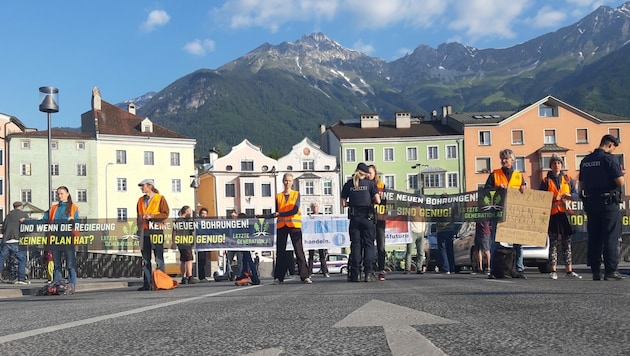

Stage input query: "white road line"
[{"left": 0, "top": 286, "right": 259, "bottom": 344}]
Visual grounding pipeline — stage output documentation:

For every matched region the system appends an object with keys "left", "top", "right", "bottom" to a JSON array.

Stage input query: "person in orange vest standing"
[
  {"left": 42, "top": 186, "right": 80, "bottom": 287},
  {"left": 539, "top": 155, "right": 581, "bottom": 280},
  {"left": 136, "top": 179, "right": 170, "bottom": 291},
  {"left": 273, "top": 173, "right": 311, "bottom": 285},
  {"left": 484, "top": 149, "right": 528, "bottom": 279}
]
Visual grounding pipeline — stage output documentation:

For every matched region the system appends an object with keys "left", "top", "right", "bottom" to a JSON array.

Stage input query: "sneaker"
[
  {"left": 137, "top": 285, "right": 152, "bottom": 291},
  {"left": 302, "top": 277, "right": 313, "bottom": 284},
  {"left": 15, "top": 279, "right": 30, "bottom": 285},
  {"left": 378, "top": 273, "right": 385, "bottom": 281},
  {"left": 550, "top": 272, "right": 558, "bottom": 280},
  {"left": 484, "top": 268, "right": 491, "bottom": 275},
  {"left": 180, "top": 278, "right": 188, "bottom": 285},
  {"left": 516, "top": 271, "right": 528, "bottom": 279},
  {"left": 272, "top": 279, "right": 283, "bottom": 285},
  {"left": 188, "top": 277, "right": 199, "bottom": 284},
  {"left": 604, "top": 272, "right": 626, "bottom": 281},
  {"left": 565, "top": 271, "right": 582, "bottom": 279},
  {"left": 323, "top": 273, "right": 330, "bottom": 278},
  {"left": 235, "top": 277, "right": 251, "bottom": 286}
]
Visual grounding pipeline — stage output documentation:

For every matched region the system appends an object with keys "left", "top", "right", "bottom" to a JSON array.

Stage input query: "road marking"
[
  {"left": 334, "top": 299, "right": 457, "bottom": 356},
  {"left": 0, "top": 286, "right": 259, "bottom": 344},
  {"left": 243, "top": 347, "right": 283, "bottom": 356}
]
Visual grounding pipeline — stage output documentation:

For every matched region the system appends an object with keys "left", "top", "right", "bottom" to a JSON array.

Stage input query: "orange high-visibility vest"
[
  {"left": 544, "top": 175, "right": 572, "bottom": 215},
  {"left": 276, "top": 190, "right": 302, "bottom": 228},
  {"left": 492, "top": 169, "right": 523, "bottom": 189},
  {"left": 48, "top": 203, "right": 79, "bottom": 222},
  {"left": 137, "top": 193, "right": 164, "bottom": 230}
]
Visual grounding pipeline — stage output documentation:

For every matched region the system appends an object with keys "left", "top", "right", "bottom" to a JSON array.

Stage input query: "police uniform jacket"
[{"left": 579, "top": 148, "right": 623, "bottom": 196}]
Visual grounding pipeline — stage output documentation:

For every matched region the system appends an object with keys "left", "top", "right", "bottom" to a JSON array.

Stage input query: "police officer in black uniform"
[
  {"left": 579, "top": 134, "right": 626, "bottom": 281},
  {"left": 341, "top": 163, "right": 381, "bottom": 282}
]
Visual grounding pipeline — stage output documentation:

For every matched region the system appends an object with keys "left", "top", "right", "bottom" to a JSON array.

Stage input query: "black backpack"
[
  {"left": 491, "top": 246, "right": 518, "bottom": 278},
  {"left": 37, "top": 280, "right": 75, "bottom": 296}
]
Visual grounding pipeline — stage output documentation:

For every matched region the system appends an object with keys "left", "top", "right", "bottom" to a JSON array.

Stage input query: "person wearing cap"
[
  {"left": 0, "top": 202, "right": 29, "bottom": 284},
  {"left": 539, "top": 155, "right": 581, "bottom": 280},
  {"left": 484, "top": 148, "right": 528, "bottom": 279},
  {"left": 136, "top": 179, "right": 170, "bottom": 290},
  {"left": 341, "top": 162, "right": 381, "bottom": 282},
  {"left": 579, "top": 134, "right": 626, "bottom": 281}
]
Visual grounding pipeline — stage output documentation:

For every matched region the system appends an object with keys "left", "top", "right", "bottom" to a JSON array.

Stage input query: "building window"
[
  {"left": 170, "top": 152, "right": 180, "bottom": 166},
  {"left": 305, "top": 181, "right": 314, "bottom": 195},
  {"left": 576, "top": 154, "right": 586, "bottom": 170},
  {"left": 514, "top": 156, "right": 526, "bottom": 172},
  {"left": 21, "top": 163, "right": 31, "bottom": 176},
  {"left": 384, "top": 175, "right": 395, "bottom": 190},
  {"left": 244, "top": 182, "right": 254, "bottom": 196},
  {"left": 364, "top": 148, "right": 374, "bottom": 162},
  {"left": 302, "top": 160, "right": 314, "bottom": 171},
  {"left": 427, "top": 146, "right": 438, "bottom": 160},
  {"left": 345, "top": 148, "right": 356, "bottom": 163},
  {"left": 245, "top": 208, "right": 255, "bottom": 217},
  {"left": 241, "top": 160, "right": 254, "bottom": 171},
  {"left": 171, "top": 179, "right": 181, "bottom": 193},
  {"left": 262, "top": 208, "right": 272, "bottom": 215},
  {"left": 475, "top": 157, "right": 491, "bottom": 173},
  {"left": 323, "top": 181, "right": 332, "bottom": 195},
  {"left": 76, "top": 141, "right": 85, "bottom": 150},
  {"left": 383, "top": 148, "right": 394, "bottom": 162},
  {"left": 51, "top": 190, "right": 57, "bottom": 203},
  {"left": 77, "top": 189, "right": 87, "bottom": 202},
  {"left": 261, "top": 183, "right": 271, "bottom": 197},
  {"left": 539, "top": 104, "right": 557, "bottom": 117},
  {"left": 479, "top": 131, "right": 491, "bottom": 146},
  {"left": 0, "top": 178, "right": 3, "bottom": 195},
  {"left": 609, "top": 128, "right": 621, "bottom": 142},
  {"left": 117, "top": 208, "right": 127, "bottom": 222},
  {"left": 117, "top": 178, "right": 127, "bottom": 192},
  {"left": 77, "top": 163, "right": 87, "bottom": 176},
  {"left": 21, "top": 189, "right": 32, "bottom": 203},
  {"left": 576, "top": 128, "right": 588, "bottom": 144},
  {"left": 512, "top": 130, "right": 524, "bottom": 145},
  {"left": 407, "top": 174, "right": 419, "bottom": 191},
  {"left": 51, "top": 163, "right": 59, "bottom": 176},
  {"left": 0, "top": 149, "right": 3, "bottom": 165},
  {"left": 446, "top": 145, "right": 457, "bottom": 159},
  {"left": 424, "top": 173, "right": 444, "bottom": 188},
  {"left": 21, "top": 140, "right": 30, "bottom": 149},
  {"left": 544, "top": 129, "right": 556, "bottom": 144},
  {"left": 144, "top": 151, "right": 154, "bottom": 165},
  {"left": 225, "top": 183, "right": 235, "bottom": 197},
  {"left": 447, "top": 173, "right": 458, "bottom": 188},
  {"left": 116, "top": 150, "right": 127, "bottom": 164},
  {"left": 407, "top": 147, "right": 417, "bottom": 161},
  {"left": 51, "top": 141, "right": 58, "bottom": 150},
  {"left": 323, "top": 205, "right": 333, "bottom": 214}
]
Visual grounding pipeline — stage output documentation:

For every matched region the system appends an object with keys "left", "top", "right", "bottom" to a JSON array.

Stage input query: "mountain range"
[{"left": 126, "top": 2, "right": 630, "bottom": 157}]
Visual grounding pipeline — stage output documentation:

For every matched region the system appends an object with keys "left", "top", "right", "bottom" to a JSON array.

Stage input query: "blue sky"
[{"left": 0, "top": 0, "right": 624, "bottom": 130}]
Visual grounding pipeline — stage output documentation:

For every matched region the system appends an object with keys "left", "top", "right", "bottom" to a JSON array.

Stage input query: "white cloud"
[
  {"left": 184, "top": 39, "right": 216, "bottom": 56},
  {"left": 352, "top": 40, "right": 375, "bottom": 55},
  {"left": 141, "top": 9, "right": 170, "bottom": 32},
  {"left": 529, "top": 6, "right": 567, "bottom": 28},
  {"left": 397, "top": 47, "right": 412, "bottom": 57},
  {"left": 447, "top": 0, "right": 530, "bottom": 41},
  {"left": 342, "top": 0, "right": 447, "bottom": 29}
]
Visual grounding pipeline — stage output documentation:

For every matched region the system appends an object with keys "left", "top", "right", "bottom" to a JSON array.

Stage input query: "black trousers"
[
  {"left": 348, "top": 216, "right": 376, "bottom": 279},
  {"left": 274, "top": 226, "right": 309, "bottom": 281},
  {"left": 585, "top": 199, "right": 621, "bottom": 274}
]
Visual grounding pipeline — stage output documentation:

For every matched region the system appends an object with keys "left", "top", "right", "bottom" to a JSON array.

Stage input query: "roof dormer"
[{"left": 141, "top": 117, "right": 153, "bottom": 133}]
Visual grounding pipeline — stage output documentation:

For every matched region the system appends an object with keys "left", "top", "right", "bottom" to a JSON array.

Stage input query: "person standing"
[
  {"left": 273, "top": 173, "right": 311, "bottom": 284},
  {"left": 307, "top": 202, "right": 330, "bottom": 278},
  {"left": 368, "top": 165, "right": 387, "bottom": 280},
  {"left": 436, "top": 218, "right": 455, "bottom": 274},
  {"left": 0, "top": 202, "right": 29, "bottom": 284},
  {"left": 42, "top": 186, "right": 80, "bottom": 287},
  {"left": 341, "top": 163, "right": 381, "bottom": 282},
  {"left": 226, "top": 209, "right": 242, "bottom": 280},
  {"left": 196, "top": 207, "right": 210, "bottom": 282},
  {"left": 579, "top": 134, "right": 626, "bottom": 281},
  {"left": 405, "top": 218, "right": 427, "bottom": 274},
  {"left": 539, "top": 155, "right": 582, "bottom": 280},
  {"left": 136, "top": 179, "right": 170, "bottom": 291},
  {"left": 474, "top": 220, "right": 492, "bottom": 274},
  {"left": 485, "top": 148, "right": 528, "bottom": 279},
  {"left": 173, "top": 205, "right": 198, "bottom": 285}
]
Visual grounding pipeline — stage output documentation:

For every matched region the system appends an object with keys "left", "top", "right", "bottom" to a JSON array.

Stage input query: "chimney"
[
  {"left": 360, "top": 113, "right": 379, "bottom": 128},
  {"left": 441, "top": 105, "right": 452, "bottom": 125},
  {"left": 320, "top": 124, "right": 326, "bottom": 135},
  {"left": 128, "top": 103, "right": 136, "bottom": 115},
  {"left": 395, "top": 111, "right": 411, "bottom": 129},
  {"left": 92, "top": 87, "right": 102, "bottom": 111},
  {"left": 208, "top": 147, "right": 219, "bottom": 166},
  {"left": 431, "top": 110, "right": 438, "bottom": 121}
]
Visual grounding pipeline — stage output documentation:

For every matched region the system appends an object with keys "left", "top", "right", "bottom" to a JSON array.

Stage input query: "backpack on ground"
[
  {"left": 37, "top": 280, "right": 75, "bottom": 296},
  {"left": 152, "top": 269, "right": 179, "bottom": 290},
  {"left": 491, "top": 245, "right": 518, "bottom": 278}
]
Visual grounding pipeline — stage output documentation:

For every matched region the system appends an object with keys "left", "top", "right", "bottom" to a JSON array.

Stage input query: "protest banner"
[{"left": 495, "top": 188, "right": 553, "bottom": 247}]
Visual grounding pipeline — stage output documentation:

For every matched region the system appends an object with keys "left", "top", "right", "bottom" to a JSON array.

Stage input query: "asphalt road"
[{"left": 0, "top": 266, "right": 628, "bottom": 355}]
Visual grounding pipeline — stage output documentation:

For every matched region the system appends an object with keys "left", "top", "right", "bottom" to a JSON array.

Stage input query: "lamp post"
[
  {"left": 190, "top": 174, "right": 200, "bottom": 277},
  {"left": 411, "top": 164, "right": 428, "bottom": 195},
  {"left": 39, "top": 87, "right": 59, "bottom": 212}
]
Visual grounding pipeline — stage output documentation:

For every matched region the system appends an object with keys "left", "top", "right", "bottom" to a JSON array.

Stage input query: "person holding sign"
[
  {"left": 579, "top": 134, "right": 625, "bottom": 281},
  {"left": 484, "top": 149, "right": 527, "bottom": 279},
  {"left": 539, "top": 155, "right": 581, "bottom": 280},
  {"left": 42, "top": 186, "right": 80, "bottom": 287},
  {"left": 136, "top": 179, "right": 170, "bottom": 291},
  {"left": 341, "top": 163, "right": 381, "bottom": 282}
]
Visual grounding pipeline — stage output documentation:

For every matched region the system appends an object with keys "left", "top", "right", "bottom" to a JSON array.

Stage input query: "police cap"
[{"left": 356, "top": 162, "right": 369, "bottom": 174}]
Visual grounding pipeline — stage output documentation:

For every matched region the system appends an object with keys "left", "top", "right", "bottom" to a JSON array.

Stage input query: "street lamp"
[
  {"left": 39, "top": 86, "right": 59, "bottom": 211},
  {"left": 411, "top": 164, "right": 428, "bottom": 195}
]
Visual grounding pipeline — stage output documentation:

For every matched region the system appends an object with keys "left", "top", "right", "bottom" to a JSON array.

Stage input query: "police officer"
[
  {"left": 579, "top": 134, "right": 626, "bottom": 281},
  {"left": 341, "top": 163, "right": 381, "bottom": 282}
]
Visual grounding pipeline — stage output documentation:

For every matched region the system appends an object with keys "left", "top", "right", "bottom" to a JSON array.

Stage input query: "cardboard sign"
[{"left": 495, "top": 188, "right": 553, "bottom": 247}]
